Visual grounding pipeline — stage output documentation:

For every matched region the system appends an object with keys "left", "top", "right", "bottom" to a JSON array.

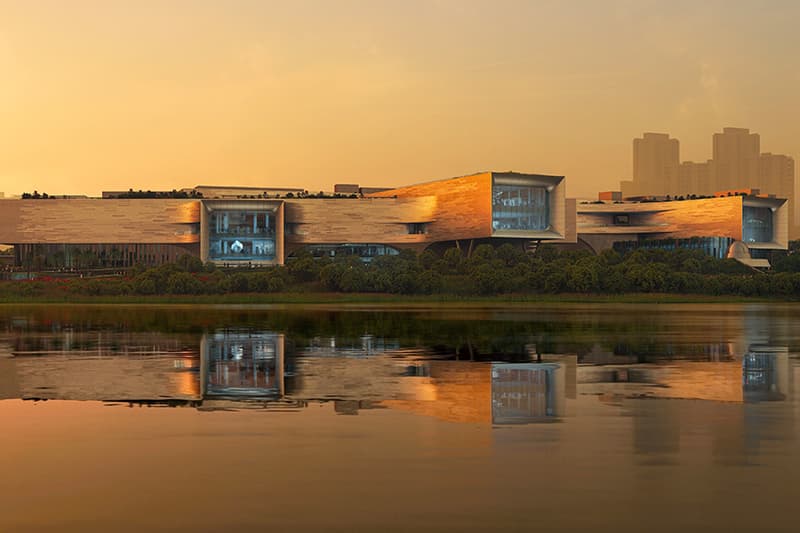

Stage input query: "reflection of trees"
[{"left": 0, "top": 305, "right": 760, "bottom": 362}]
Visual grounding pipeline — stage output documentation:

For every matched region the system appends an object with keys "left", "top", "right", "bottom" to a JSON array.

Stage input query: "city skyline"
[
  {"left": 620, "top": 126, "right": 797, "bottom": 235},
  {"left": 621, "top": 127, "right": 795, "bottom": 197},
  {"left": 1, "top": 1, "right": 800, "bottom": 200}
]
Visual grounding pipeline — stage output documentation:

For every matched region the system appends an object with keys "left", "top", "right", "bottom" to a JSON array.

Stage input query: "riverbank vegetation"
[{"left": 3, "top": 244, "right": 800, "bottom": 302}]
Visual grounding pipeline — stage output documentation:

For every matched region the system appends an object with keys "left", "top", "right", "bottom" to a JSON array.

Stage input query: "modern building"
[
  {"left": 619, "top": 128, "right": 796, "bottom": 237},
  {"left": 577, "top": 192, "right": 789, "bottom": 267},
  {"left": 0, "top": 171, "right": 575, "bottom": 268}
]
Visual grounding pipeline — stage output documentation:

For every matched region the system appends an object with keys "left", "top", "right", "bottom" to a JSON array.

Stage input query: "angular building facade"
[
  {"left": 0, "top": 171, "right": 575, "bottom": 268},
  {"left": 577, "top": 193, "right": 789, "bottom": 267}
]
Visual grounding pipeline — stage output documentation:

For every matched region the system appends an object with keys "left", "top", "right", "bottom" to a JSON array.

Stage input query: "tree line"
[{"left": 4, "top": 243, "right": 800, "bottom": 298}]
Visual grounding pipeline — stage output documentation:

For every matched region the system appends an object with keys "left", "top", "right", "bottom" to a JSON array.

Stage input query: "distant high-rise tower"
[
  {"left": 630, "top": 133, "right": 680, "bottom": 197},
  {"left": 678, "top": 160, "right": 713, "bottom": 195},
  {"left": 712, "top": 127, "right": 760, "bottom": 192},
  {"left": 759, "top": 153, "right": 795, "bottom": 199}
]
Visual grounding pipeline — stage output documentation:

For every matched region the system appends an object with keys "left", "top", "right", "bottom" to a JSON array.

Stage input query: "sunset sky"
[{"left": 1, "top": 0, "right": 798, "bottom": 199}]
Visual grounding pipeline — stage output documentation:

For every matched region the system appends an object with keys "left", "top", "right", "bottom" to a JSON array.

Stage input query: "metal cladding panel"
[
  {"left": 774, "top": 200, "right": 789, "bottom": 249},
  {"left": 283, "top": 197, "right": 436, "bottom": 246},
  {"left": 656, "top": 196, "right": 743, "bottom": 240},
  {"left": 549, "top": 176, "right": 567, "bottom": 238},
  {"left": 0, "top": 199, "right": 200, "bottom": 244},
  {"left": 368, "top": 173, "right": 494, "bottom": 242},
  {"left": 578, "top": 196, "right": 746, "bottom": 241}
]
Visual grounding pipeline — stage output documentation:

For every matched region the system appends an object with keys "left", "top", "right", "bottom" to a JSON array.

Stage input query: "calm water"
[{"left": 1, "top": 303, "right": 800, "bottom": 532}]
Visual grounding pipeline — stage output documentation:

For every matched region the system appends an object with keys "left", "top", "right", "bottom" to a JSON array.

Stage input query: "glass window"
[
  {"left": 742, "top": 206, "right": 773, "bottom": 243},
  {"left": 290, "top": 244, "right": 400, "bottom": 262},
  {"left": 612, "top": 237, "right": 734, "bottom": 260},
  {"left": 208, "top": 210, "right": 277, "bottom": 262},
  {"left": 492, "top": 185, "right": 549, "bottom": 232}
]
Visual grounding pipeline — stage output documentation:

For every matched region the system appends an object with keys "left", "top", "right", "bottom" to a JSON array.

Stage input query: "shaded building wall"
[
  {"left": 545, "top": 177, "right": 570, "bottom": 241},
  {"left": 563, "top": 198, "right": 578, "bottom": 244}
]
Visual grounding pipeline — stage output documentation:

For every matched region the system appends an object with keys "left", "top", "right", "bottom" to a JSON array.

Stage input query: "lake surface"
[{"left": 1, "top": 303, "right": 799, "bottom": 532}]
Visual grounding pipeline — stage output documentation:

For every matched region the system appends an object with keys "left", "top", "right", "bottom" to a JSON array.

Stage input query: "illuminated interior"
[
  {"left": 208, "top": 210, "right": 277, "bottom": 262},
  {"left": 492, "top": 184, "right": 550, "bottom": 232}
]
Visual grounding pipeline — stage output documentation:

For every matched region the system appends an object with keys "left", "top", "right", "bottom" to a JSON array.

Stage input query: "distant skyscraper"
[
  {"left": 630, "top": 133, "right": 680, "bottom": 197},
  {"left": 759, "top": 153, "right": 795, "bottom": 200},
  {"left": 712, "top": 127, "right": 760, "bottom": 191},
  {"left": 678, "top": 160, "right": 713, "bottom": 195}
]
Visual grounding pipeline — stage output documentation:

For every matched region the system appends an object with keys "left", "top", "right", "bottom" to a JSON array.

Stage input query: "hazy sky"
[{"left": 1, "top": 0, "right": 798, "bottom": 198}]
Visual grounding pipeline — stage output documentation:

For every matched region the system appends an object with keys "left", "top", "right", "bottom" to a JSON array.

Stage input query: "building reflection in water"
[
  {"left": 196, "top": 331, "right": 311, "bottom": 411},
  {"left": 200, "top": 331, "right": 285, "bottom": 399},
  {"left": 622, "top": 343, "right": 796, "bottom": 466},
  {"left": 379, "top": 361, "right": 568, "bottom": 425},
  {"left": 1, "top": 320, "right": 796, "bottom": 448},
  {"left": 742, "top": 345, "right": 791, "bottom": 402},
  {"left": 491, "top": 363, "right": 565, "bottom": 424},
  {"left": 0, "top": 331, "right": 201, "bottom": 402},
  {"left": 300, "top": 335, "right": 403, "bottom": 358}
]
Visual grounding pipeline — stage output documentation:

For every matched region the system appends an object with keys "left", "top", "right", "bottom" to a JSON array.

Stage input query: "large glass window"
[
  {"left": 492, "top": 185, "right": 549, "bottom": 232},
  {"left": 742, "top": 206, "right": 773, "bottom": 243},
  {"left": 208, "top": 210, "right": 277, "bottom": 262}
]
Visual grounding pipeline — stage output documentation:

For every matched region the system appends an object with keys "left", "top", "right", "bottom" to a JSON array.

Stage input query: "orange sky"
[{"left": 1, "top": 0, "right": 798, "bottom": 199}]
